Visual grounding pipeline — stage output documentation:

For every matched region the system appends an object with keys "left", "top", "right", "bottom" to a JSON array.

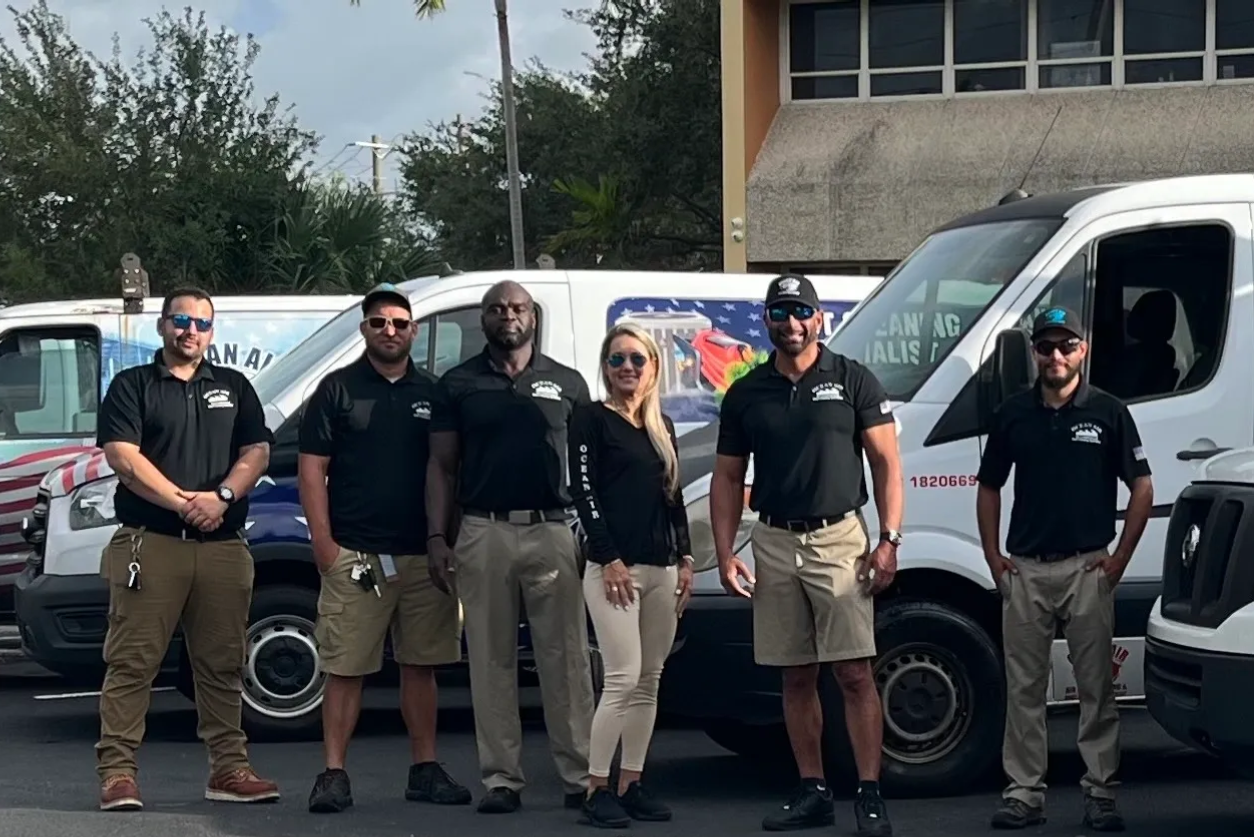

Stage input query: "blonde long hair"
[{"left": 599, "top": 322, "right": 680, "bottom": 497}]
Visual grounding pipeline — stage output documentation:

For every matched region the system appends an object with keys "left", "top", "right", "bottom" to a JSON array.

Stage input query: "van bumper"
[
  {"left": 658, "top": 592, "right": 782, "bottom": 724},
  {"left": 1145, "top": 635, "right": 1254, "bottom": 770},
  {"left": 14, "top": 563, "right": 179, "bottom": 680}
]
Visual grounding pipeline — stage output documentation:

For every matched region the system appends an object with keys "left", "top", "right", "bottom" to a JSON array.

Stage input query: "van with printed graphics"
[
  {"left": 0, "top": 293, "right": 357, "bottom": 619},
  {"left": 13, "top": 269, "right": 878, "bottom": 740}
]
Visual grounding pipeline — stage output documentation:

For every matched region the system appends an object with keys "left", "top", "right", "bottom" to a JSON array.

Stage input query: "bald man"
[{"left": 426, "top": 282, "right": 595, "bottom": 814}]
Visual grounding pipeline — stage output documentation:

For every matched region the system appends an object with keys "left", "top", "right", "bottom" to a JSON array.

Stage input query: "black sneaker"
[
  {"left": 619, "top": 781, "right": 672, "bottom": 822},
  {"left": 580, "top": 787, "right": 631, "bottom": 829},
  {"left": 405, "top": 762, "right": 472, "bottom": 805},
  {"left": 854, "top": 789, "right": 893, "bottom": 836},
  {"left": 477, "top": 786, "right": 522, "bottom": 814},
  {"left": 990, "top": 798, "right": 1046, "bottom": 829},
  {"left": 1083, "top": 795, "right": 1125, "bottom": 832},
  {"left": 761, "top": 779, "right": 835, "bottom": 831},
  {"left": 308, "top": 768, "right": 353, "bottom": 814}
]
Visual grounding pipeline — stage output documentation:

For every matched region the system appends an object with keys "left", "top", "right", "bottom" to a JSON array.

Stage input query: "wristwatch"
[
  {"left": 215, "top": 485, "right": 236, "bottom": 504},
  {"left": 880, "top": 529, "right": 903, "bottom": 547}
]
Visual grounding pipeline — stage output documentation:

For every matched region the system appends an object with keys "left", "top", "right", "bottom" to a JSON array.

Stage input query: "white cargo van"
[
  {"left": 0, "top": 292, "right": 358, "bottom": 618},
  {"left": 14, "top": 269, "right": 878, "bottom": 738},
  {"left": 1145, "top": 449, "right": 1254, "bottom": 779}
]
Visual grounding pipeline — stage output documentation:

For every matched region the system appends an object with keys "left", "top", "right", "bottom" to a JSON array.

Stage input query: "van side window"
[
  {"left": 1016, "top": 224, "right": 1231, "bottom": 403},
  {"left": 0, "top": 327, "right": 101, "bottom": 438},
  {"left": 410, "top": 304, "right": 544, "bottom": 377}
]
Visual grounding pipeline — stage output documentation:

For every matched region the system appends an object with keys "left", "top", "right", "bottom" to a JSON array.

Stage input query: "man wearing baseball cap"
[
  {"left": 712, "top": 273, "right": 903, "bottom": 835},
  {"left": 976, "top": 306, "right": 1154, "bottom": 832}
]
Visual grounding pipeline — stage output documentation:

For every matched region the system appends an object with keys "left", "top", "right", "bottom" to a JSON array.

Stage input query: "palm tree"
[{"left": 350, "top": 0, "right": 526, "bottom": 269}]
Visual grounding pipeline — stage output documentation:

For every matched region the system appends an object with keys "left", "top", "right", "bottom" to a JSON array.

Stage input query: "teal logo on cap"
[{"left": 1043, "top": 307, "right": 1067, "bottom": 324}]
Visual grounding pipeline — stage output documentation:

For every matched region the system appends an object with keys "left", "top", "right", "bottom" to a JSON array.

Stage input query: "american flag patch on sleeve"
[
  {"left": 1133, "top": 446, "right": 1146, "bottom": 461},
  {"left": 879, "top": 400, "right": 892, "bottom": 414}
]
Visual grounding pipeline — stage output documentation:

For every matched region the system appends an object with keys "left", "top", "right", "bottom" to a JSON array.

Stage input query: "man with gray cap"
[
  {"left": 976, "top": 306, "right": 1154, "bottom": 832},
  {"left": 300, "top": 283, "right": 470, "bottom": 814}
]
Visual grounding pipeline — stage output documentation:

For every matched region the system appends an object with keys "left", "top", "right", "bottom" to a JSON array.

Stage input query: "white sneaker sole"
[{"left": 204, "top": 788, "right": 281, "bottom": 803}]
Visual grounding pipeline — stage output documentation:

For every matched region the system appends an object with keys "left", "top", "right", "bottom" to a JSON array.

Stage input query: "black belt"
[
  {"left": 759, "top": 509, "right": 857, "bottom": 533},
  {"left": 463, "top": 508, "right": 574, "bottom": 525},
  {"left": 136, "top": 524, "right": 245, "bottom": 542},
  {"left": 1019, "top": 547, "right": 1104, "bottom": 563}
]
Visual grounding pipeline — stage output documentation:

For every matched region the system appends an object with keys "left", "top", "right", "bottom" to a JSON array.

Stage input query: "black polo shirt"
[
  {"left": 430, "top": 347, "right": 590, "bottom": 511},
  {"left": 298, "top": 355, "right": 436, "bottom": 555},
  {"left": 716, "top": 346, "right": 895, "bottom": 519},
  {"left": 976, "top": 379, "right": 1152, "bottom": 557},
  {"left": 96, "top": 351, "right": 273, "bottom": 538}
]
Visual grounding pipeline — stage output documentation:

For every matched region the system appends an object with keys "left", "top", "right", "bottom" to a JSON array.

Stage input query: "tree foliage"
[
  {"left": 398, "top": 0, "right": 722, "bottom": 271},
  {"left": 0, "top": 1, "right": 435, "bottom": 303}
]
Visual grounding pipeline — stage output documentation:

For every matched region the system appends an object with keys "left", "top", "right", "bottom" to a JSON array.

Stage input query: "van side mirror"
[{"left": 980, "top": 329, "right": 1035, "bottom": 417}]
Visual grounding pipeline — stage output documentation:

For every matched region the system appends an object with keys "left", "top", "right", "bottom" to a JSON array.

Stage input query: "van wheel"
[
  {"left": 820, "top": 599, "right": 1003, "bottom": 797},
  {"left": 177, "top": 584, "right": 324, "bottom": 740}
]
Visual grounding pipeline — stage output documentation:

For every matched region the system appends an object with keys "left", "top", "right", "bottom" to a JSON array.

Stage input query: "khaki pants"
[
  {"left": 750, "top": 514, "right": 875, "bottom": 667},
  {"left": 314, "top": 547, "right": 461, "bottom": 677},
  {"left": 584, "top": 563, "right": 678, "bottom": 777},
  {"left": 1000, "top": 551, "right": 1119, "bottom": 808},
  {"left": 455, "top": 514, "right": 594, "bottom": 794},
  {"left": 96, "top": 527, "right": 254, "bottom": 780}
]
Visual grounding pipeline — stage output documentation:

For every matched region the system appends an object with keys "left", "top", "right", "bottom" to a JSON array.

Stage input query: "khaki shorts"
[
  {"left": 314, "top": 547, "right": 462, "bottom": 677},
  {"left": 750, "top": 513, "right": 875, "bottom": 667}
]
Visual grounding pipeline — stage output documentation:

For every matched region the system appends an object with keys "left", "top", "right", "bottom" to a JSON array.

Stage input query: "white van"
[
  {"left": 1145, "top": 450, "right": 1254, "bottom": 779},
  {"left": 670, "top": 174, "right": 1254, "bottom": 797},
  {"left": 0, "top": 292, "right": 358, "bottom": 619},
  {"left": 14, "top": 269, "right": 878, "bottom": 735}
]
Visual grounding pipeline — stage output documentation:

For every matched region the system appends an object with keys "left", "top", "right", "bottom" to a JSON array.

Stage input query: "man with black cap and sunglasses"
[
  {"left": 299, "top": 283, "right": 470, "bottom": 814},
  {"left": 711, "top": 273, "right": 903, "bottom": 836},
  {"left": 976, "top": 306, "right": 1153, "bottom": 833}
]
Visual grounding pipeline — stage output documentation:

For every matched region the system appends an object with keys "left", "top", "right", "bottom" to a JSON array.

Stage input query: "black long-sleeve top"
[{"left": 568, "top": 402, "right": 692, "bottom": 567}]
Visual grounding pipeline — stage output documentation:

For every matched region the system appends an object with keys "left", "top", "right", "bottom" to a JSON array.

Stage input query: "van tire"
[
  {"left": 820, "top": 599, "right": 1003, "bottom": 797},
  {"left": 177, "top": 584, "right": 324, "bottom": 740}
]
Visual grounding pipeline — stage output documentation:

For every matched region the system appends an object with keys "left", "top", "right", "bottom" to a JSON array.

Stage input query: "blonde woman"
[{"left": 569, "top": 322, "right": 694, "bottom": 828}]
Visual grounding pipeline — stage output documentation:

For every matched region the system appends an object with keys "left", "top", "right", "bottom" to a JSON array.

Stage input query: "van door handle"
[{"left": 1176, "top": 446, "right": 1232, "bottom": 461}]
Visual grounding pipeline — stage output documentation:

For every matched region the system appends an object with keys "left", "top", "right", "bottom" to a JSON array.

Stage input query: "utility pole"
[
  {"left": 353, "top": 135, "right": 393, "bottom": 195},
  {"left": 495, "top": 0, "right": 526, "bottom": 270}
]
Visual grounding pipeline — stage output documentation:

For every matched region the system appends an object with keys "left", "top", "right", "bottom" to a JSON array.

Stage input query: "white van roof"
[{"left": 0, "top": 294, "right": 362, "bottom": 320}]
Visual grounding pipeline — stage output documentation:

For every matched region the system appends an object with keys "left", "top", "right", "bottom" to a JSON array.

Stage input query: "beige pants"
[
  {"left": 455, "top": 514, "right": 594, "bottom": 794},
  {"left": 1000, "top": 551, "right": 1119, "bottom": 808},
  {"left": 584, "top": 563, "right": 679, "bottom": 777}
]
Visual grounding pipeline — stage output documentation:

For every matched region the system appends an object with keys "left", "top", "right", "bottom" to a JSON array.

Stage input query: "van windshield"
[
  {"left": 827, "top": 218, "right": 1060, "bottom": 400},
  {"left": 252, "top": 303, "right": 362, "bottom": 407}
]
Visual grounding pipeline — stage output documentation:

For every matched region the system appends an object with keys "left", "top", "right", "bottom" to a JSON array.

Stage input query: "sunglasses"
[
  {"left": 167, "top": 314, "right": 213, "bottom": 332},
  {"left": 607, "top": 352, "right": 648, "bottom": 369},
  {"left": 365, "top": 316, "right": 412, "bottom": 331},
  {"left": 1034, "top": 338, "right": 1082, "bottom": 357},
  {"left": 766, "top": 304, "right": 816, "bottom": 323}
]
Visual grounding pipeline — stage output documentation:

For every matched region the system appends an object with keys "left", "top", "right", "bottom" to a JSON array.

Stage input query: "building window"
[{"left": 786, "top": 0, "right": 1243, "bottom": 101}]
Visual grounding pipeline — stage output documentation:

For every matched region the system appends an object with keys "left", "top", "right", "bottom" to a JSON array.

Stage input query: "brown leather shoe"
[
  {"left": 100, "top": 774, "right": 143, "bottom": 811},
  {"left": 205, "top": 768, "right": 281, "bottom": 803}
]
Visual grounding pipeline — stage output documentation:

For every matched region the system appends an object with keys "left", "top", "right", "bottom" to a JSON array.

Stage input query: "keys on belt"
[{"left": 350, "top": 557, "right": 381, "bottom": 597}]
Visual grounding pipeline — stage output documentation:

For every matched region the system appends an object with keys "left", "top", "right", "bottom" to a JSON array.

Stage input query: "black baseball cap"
[
  {"left": 361, "top": 282, "right": 411, "bottom": 315},
  {"left": 764, "top": 273, "right": 820, "bottom": 309},
  {"left": 1030, "top": 306, "right": 1084, "bottom": 341}
]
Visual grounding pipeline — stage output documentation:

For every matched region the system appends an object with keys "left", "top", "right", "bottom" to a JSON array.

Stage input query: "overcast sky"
[{"left": 1, "top": 0, "right": 599, "bottom": 191}]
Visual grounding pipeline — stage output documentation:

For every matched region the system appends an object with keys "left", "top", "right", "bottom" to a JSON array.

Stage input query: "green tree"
[{"left": 351, "top": 0, "right": 527, "bottom": 269}]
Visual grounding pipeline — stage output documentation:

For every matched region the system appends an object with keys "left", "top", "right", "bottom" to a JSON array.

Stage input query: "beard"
[
  {"left": 1039, "top": 363, "right": 1080, "bottom": 389},
  {"left": 768, "top": 324, "right": 815, "bottom": 356},
  {"left": 165, "top": 336, "right": 203, "bottom": 362},
  {"left": 366, "top": 339, "right": 409, "bottom": 364},
  {"left": 486, "top": 323, "right": 534, "bottom": 351}
]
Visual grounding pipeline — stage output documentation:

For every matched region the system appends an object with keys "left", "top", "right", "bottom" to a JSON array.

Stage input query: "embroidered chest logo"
[
  {"left": 811, "top": 382, "right": 845, "bottom": 402},
  {"left": 531, "top": 380, "right": 563, "bottom": 401},
  {"left": 203, "top": 388, "right": 235, "bottom": 410},
  {"left": 1071, "top": 421, "right": 1103, "bottom": 445},
  {"left": 412, "top": 401, "right": 431, "bottom": 420}
]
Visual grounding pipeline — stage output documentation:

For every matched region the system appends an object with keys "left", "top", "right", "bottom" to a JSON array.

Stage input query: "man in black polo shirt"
[
  {"left": 298, "top": 284, "right": 470, "bottom": 814},
  {"left": 976, "top": 306, "right": 1153, "bottom": 833},
  {"left": 94, "top": 288, "right": 279, "bottom": 812},
  {"left": 427, "top": 280, "right": 594, "bottom": 814},
  {"left": 712, "top": 274, "right": 903, "bottom": 836}
]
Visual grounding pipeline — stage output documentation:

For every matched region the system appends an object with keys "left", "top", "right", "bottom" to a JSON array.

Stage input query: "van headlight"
[
  {"left": 685, "top": 490, "right": 756, "bottom": 573},
  {"left": 69, "top": 477, "right": 119, "bottom": 531}
]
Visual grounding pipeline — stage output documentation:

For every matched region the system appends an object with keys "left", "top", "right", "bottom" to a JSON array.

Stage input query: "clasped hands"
[{"left": 176, "top": 489, "right": 228, "bottom": 532}]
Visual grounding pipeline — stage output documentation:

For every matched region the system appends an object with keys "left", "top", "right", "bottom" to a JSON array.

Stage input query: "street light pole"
[
  {"left": 353, "top": 135, "right": 392, "bottom": 195},
  {"left": 495, "top": 0, "right": 526, "bottom": 270}
]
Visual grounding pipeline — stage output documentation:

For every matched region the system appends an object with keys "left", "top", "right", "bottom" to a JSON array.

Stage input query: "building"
[{"left": 722, "top": 0, "right": 1254, "bottom": 274}]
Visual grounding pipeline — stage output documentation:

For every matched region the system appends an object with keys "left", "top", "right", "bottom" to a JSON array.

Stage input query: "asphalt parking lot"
[{"left": 1, "top": 653, "right": 1252, "bottom": 837}]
